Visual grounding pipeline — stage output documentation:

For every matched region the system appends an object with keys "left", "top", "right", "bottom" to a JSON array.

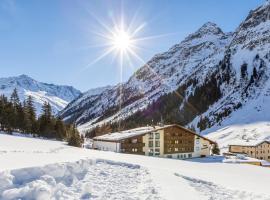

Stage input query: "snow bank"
[{"left": 0, "top": 159, "right": 160, "bottom": 200}]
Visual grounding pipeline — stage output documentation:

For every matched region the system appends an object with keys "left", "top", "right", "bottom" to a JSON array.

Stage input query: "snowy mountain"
[
  {"left": 0, "top": 74, "right": 81, "bottom": 115},
  {"left": 61, "top": 1, "right": 270, "bottom": 148},
  {"left": 61, "top": 22, "right": 232, "bottom": 126}
]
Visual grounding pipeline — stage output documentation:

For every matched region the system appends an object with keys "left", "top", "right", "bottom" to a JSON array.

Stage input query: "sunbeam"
[{"left": 78, "top": 8, "right": 200, "bottom": 130}]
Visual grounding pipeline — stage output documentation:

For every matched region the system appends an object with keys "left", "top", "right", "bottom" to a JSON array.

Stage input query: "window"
[
  {"left": 168, "top": 148, "right": 172, "bottom": 152},
  {"left": 132, "top": 139, "right": 138, "bottom": 144},
  {"left": 188, "top": 154, "right": 192, "bottom": 158},
  {"left": 155, "top": 133, "right": 160, "bottom": 139},
  {"left": 196, "top": 140, "right": 200, "bottom": 144},
  {"left": 183, "top": 154, "right": 186, "bottom": 158},
  {"left": 155, "top": 141, "right": 160, "bottom": 147},
  {"left": 149, "top": 141, "right": 153, "bottom": 147},
  {"left": 149, "top": 133, "right": 154, "bottom": 139},
  {"left": 175, "top": 140, "right": 179, "bottom": 144},
  {"left": 175, "top": 148, "right": 179, "bottom": 152}
]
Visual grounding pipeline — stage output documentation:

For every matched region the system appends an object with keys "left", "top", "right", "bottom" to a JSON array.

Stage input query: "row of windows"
[
  {"left": 167, "top": 147, "right": 193, "bottom": 152},
  {"left": 165, "top": 132, "right": 188, "bottom": 137},
  {"left": 121, "top": 148, "right": 138, "bottom": 153},
  {"left": 149, "top": 152, "right": 160, "bottom": 156},
  {"left": 149, "top": 148, "right": 160, "bottom": 153},
  {"left": 166, "top": 140, "right": 193, "bottom": 144},
  {"left": 149, "top": 141, "right": 160, "bottom": 147},
  {"left": 243, "top": 150, "right": 270, "bottom": 154},
  {"left": 149, "top": 132, "right": 160, "bottom": 139},
  {"left": 166, "top": 153, "right": 192, "bottom": 159},
  {"left": 256, "top": 156, "right": 270, "bottom": 160}
]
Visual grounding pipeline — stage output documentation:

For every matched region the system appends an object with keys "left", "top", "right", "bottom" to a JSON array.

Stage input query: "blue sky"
[{"left": 0, "top": 0, "right": 265, "bottom": 91}]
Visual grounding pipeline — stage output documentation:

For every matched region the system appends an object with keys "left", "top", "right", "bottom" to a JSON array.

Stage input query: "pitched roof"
[
  {"left": 229, "top": 140, "right": 270, "bottom": 147},
  {"left": 93, "top": 124, "right": 216, "bottom": 144},
  {"left": 93, "top": 125, "right": 168, "bottom": 141}
]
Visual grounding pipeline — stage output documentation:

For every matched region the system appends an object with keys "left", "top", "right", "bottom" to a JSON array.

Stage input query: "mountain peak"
[
  {"left": 183, "top": 22, "right": 224, "bottom": 42},
  {"left": 17, "top": 74, "right": 35, "bottom": 81},
  {"left": 18, "top": 74, "right": 30, "bottom": 78},
  {"left": 197, "top": 22, "right": 223, "bottom": 35}
]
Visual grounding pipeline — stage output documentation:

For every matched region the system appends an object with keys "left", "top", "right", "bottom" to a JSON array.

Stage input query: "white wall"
[
  {"left": 93, "top": 141, "right": 120, "bottom": 152},
  {"left": 193, "top": 136, "right": 211, "bottom": 157}
]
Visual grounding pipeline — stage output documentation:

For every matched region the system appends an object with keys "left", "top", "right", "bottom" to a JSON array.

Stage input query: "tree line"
[{"left": 0, "top": 89, "right": 83, "bottom": 147}]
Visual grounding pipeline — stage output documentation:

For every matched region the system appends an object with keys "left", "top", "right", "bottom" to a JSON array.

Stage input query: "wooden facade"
[
  {"left": 120, "top": 135, "right": 145, "bottom": 155},
  {"left": 163, "top": 126, "right": 194, "bottom": 154}
]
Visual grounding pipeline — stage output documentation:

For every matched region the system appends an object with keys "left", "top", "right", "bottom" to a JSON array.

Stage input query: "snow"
[
  {"left": 94, "top": 126, "right": 164, "bottom": 141},
  {"left": 0, "top": 160, "right": 161, "bottom": 200},
  {"left": 1, "top": 133, "right": 270, "bottom": 199},
  {"left": 0, "top": 74, "right": 81, "bottom": 115},
  {"left": 206, "top": 122, "right": 270, "bottom": 152}
]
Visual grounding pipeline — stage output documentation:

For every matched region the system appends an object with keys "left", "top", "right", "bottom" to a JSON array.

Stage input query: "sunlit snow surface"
[{"left": 1, "top": 133, "right": 270, "bottom": 200}]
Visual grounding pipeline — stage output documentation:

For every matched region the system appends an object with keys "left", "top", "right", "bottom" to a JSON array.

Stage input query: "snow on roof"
[
  {"left": 93, "top": 124, "right": 215, "bottom": 143},
  {"left": 229, "top": 140, "right": 270, "bottom": 147},
  {"left": 93, "top": 126, "right": 165, "bottom": 141}
]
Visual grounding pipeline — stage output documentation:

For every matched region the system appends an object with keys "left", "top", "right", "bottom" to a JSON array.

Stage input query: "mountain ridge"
[{"left": 0, "top": 74, "right": 81, "bottom": 115}]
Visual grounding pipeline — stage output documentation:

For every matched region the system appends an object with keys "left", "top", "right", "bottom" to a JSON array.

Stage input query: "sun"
[{"left": 112, "top": 29, "right": 132, "bottom": 51}]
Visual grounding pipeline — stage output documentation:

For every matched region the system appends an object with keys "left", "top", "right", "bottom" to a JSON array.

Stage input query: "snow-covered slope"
[
  {"left": 191, "top": 0, "right": 270, "bottom": 145},
  {"left": 61, "top": 22, "right": 232, "bottom": 129},
  {"left": 0, "top": 75, "right": 81, "bottom": 115},
  {"left": 1, "top": 133, "right": 270, "bottom": 200}
]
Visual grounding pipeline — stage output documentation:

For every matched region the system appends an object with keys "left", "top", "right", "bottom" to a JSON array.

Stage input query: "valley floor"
[{"left": 1, "top": 133, "right": 270, "bottom": 200}]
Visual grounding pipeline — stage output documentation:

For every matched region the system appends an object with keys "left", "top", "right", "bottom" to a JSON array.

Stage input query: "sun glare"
[{"left": 112, "top": 29, "right": 132, "bottom": 51}]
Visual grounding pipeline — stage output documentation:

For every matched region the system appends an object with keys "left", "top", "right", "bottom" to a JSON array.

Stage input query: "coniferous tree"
[
  {"left": 55, "top": 117, "right": 66, "bottom": 140},
  {"left": 10, "top": 88, "right": 20, "bottom": 107},
  {"left": 25, "top": 96, "right": 37, "bottom": 133},
  {"left": 38, "top": 101, "right": 54, "bottom": 138},
  {"left": 212, "top": 143, "right": 220, "bottom": 155},
  {"left": 10, "top": 88, "right": 20, "bottom": 130},
  {"left": 0, "top": 93, "right": 81, "bottom": 147},
  {"left": 67, "top": 125, "right": 82, "bottom": 147}
]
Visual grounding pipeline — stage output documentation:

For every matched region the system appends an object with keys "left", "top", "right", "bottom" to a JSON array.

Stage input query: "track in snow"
[{"left": 175, "top": 173, "right": 270, "bottom": 200}]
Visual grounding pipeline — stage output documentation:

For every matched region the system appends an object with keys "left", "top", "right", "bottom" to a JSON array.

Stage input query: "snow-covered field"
[{"left": 1, "top": 133, "right": 270, "bottom": 200}]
